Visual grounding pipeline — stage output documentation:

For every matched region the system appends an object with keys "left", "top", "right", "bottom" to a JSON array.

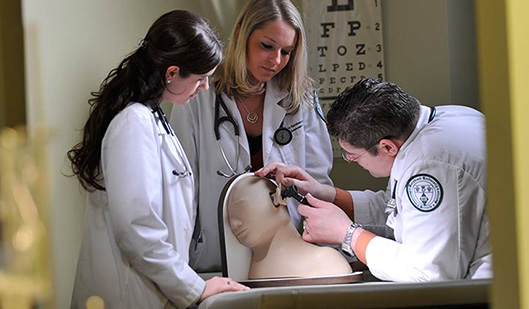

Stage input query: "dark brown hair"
[
  {"left": 67, "top": 10, "right": 222, "bottom": 190},
  {"left": 327, "top": 78, "right": 420, "bottom": 154}
]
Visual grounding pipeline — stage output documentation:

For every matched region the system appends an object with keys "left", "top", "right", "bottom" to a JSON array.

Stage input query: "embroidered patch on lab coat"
[{"left": 406, "top": 174, "right": 443, "bottom": 212}]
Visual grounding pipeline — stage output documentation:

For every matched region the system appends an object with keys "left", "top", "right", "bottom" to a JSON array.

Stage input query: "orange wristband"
[{"left": 333, "top": 187, "right": 354, "bottom": 221}]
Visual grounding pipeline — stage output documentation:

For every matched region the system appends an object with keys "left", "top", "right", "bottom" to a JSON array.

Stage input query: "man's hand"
[
  {"left": 298, "top": 194, "right": 352, "bottom": 244},
  {"left": 198, "top": 277, "right": 249, "bottom": 303},
  {"left": 255, "top": 162, "right": 335, "bottom": 202}
]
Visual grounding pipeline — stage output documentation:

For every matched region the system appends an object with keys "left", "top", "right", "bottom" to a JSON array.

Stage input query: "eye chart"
[{"left": 303, "top": 0, "right": 385, "bottom": 157}]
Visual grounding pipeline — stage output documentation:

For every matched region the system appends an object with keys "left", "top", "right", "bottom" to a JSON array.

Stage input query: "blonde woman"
[{"left": 170, "top": 0, "right": 333, "bottom": 274}]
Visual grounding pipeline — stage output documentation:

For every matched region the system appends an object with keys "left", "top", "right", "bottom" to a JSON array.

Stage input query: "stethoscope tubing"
[
  {"left": 214, "top": 95, "right": 250, "bottom": 177},
  {"left": 152, "top": 106, "right": 191, "bottom": 178},
  {"left": 214, "top": 95, "right": 239, "bottom": 140}
]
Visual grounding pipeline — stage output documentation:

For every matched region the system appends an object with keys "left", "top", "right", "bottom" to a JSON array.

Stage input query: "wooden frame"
[{"left": 0, "top": 0, "right": 26, "bottom": 129}]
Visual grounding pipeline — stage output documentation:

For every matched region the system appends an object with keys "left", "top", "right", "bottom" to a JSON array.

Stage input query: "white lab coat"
[
  {"left": 352, "top": 105, "right": 492, "bottom": 282},
  {"left": 71, "top": 103, "right": 205, "bottom": 309},
  {"left": 170, "top": 81, "right": 333, "bottom": 273}
]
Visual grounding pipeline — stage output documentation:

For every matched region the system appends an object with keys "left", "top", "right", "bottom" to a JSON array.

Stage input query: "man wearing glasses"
[{"left": 256, "top": 77, "right": 492, "bottom": 282}]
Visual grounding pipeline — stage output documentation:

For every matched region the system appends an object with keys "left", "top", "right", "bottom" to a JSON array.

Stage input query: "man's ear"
[
  {"left": 379, "top": 139, "right": 400, "bottom": 157},
  {"left": 165, "top": 66, "right": 180, "bottom": 79}
]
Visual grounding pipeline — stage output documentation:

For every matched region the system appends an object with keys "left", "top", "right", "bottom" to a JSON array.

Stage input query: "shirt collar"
[{"left": 398, "top": 105, "right": 432, "bottom": 154}]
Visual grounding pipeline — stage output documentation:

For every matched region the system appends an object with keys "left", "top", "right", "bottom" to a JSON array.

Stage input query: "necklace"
[{"left": 237, "top": 98, "right": 259, "bottom": 124}]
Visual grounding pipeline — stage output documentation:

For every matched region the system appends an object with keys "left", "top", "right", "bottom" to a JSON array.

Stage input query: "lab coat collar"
[
  {"left": 263, "top": 80, "right": 289, "bottom": 162},
  {"left": 218, "top": 81, "right": 288, "bottom": 133},
  {"left": 397, "top": 105, "right": 431, "bottom": 156},
  {"left": 391, "top": 105, "right": 431, "bottom": 179},
  {"left": 216, "top": 81, "right": 289, "bottom": 166},
  {"left": 152, "top": 106, "right": 195, "bottom": 182},
  {"left": 264, "top": 80, "right": 289, "bottom": 122},
  {"left": 386, "top": 106, "right": 431, "bottom": 219},
  {"left": 265, "top": 79, "right": 290, "bottom": 104}
]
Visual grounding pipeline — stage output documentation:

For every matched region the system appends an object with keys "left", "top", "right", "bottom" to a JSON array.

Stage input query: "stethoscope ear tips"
[{"left": 172, "top": 170, "right": 191, "bottom": 177}]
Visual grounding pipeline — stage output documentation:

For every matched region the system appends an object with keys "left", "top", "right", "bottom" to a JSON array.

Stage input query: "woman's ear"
[
  {"left": 165, "top": 66, "right": 180, "bottom": 79},
  {"left": 379, "top": 139, "right": 400, "bottom": 157},
  {"left": 234, "top": 23, "right": 241, "bottom": 41}
]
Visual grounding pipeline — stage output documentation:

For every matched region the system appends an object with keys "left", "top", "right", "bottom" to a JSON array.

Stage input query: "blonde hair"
[{"left": 213, "top": 0, "right": 314, "bottom": 113}]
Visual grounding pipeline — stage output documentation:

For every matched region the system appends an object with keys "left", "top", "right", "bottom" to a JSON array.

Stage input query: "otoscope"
[{"left": 280, "top": 185, "right": 311, "bottom": 206}]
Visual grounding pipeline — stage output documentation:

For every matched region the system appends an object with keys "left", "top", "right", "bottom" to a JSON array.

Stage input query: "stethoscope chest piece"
[{"left": 274, "top": 127, "right": 293, "bottom": 146}]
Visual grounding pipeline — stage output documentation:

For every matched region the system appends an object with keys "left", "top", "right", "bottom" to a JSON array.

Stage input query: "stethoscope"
[
  {"left": 214, "top": 95, "right": 251, "bottom": 178},
  {"left": 152, "top": 106, "right": 192, "bottom": 178},
  {"left": 214, "top": 95, "right": 295, "bottom": 178}
]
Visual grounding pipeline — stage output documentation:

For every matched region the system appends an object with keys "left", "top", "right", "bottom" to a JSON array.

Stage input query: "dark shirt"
[{"left": 248, "top": 134, "right": 263, "bottom": 172}]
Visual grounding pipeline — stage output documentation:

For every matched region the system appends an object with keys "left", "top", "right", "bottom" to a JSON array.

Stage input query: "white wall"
[
  {"left": 382, "top": 0, "right": 451, "bottom": 105},
  {"left": 21, "top": 1, "right": 204, "bottom": 307}
]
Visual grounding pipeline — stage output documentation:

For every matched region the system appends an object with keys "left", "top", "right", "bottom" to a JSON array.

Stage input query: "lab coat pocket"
[
  {"left": 161, "top": 136, "right": 191, "bottom": 184},
  {"left": 188, "top": 230, "right": 207, "bottom": 269}
]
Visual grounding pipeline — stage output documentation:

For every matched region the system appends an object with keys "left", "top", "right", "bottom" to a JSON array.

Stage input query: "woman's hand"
[
  {"left": 255, "top": 162, "right": 335, "bottom": 202},
  {"left": 198, "top": 276, "right": 249, "bottom": 303}
]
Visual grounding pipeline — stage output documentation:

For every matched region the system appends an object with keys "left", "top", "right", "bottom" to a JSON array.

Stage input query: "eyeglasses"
[
  {"left": 340, "top": 136, "right": 394, "bottom": 163},
  {"left": 341, "top": 143, "right": 378, "bottom": 163}
]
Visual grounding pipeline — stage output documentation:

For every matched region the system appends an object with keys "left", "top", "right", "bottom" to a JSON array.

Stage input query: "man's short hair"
[{"left": 327, "top": 77, "right": 420, "bottom": 154}]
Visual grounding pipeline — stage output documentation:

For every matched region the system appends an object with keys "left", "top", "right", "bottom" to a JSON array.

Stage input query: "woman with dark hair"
[{"left": 68, "top": 10, "right": 248, "bottom": 308}]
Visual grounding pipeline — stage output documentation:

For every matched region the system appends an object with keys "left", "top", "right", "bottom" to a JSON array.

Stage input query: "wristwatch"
[{"left": 341, "top": 222, "right": 362, "bottom": 257}]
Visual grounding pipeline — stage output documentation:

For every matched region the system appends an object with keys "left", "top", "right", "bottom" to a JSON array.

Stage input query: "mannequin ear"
[
  {"left": 229, "top": 218, "right": 243, "bottom": 233},
  {"left": 379, "top": 139, "right": 400, "bottom": 157},
  {"left": 165, "top": 66, "right": 180, "bottom": 79}
]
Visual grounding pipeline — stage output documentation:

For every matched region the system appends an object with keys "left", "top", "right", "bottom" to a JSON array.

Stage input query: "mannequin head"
[
  {"left": 224, "top": 175, "right": 352, "bottom": 279},
  {"left": 227, "top": 175, "right": 290, "bottom": 248}
]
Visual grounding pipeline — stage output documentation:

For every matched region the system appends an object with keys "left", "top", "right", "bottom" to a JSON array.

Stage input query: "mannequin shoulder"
[{"left": 312, "top": 246, "right": 352, "bottom": 274}]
